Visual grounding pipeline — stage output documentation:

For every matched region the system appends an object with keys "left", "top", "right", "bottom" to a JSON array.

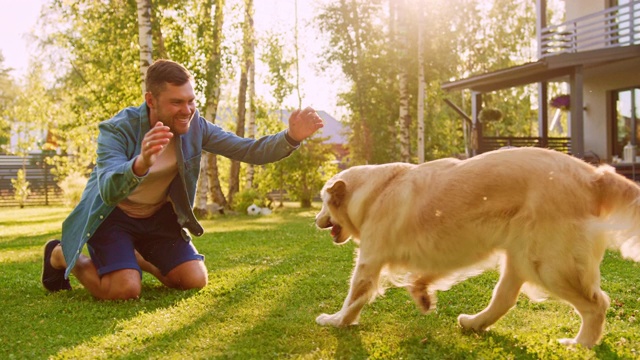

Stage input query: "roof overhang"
[{"left": 442, "top": 44, "right": 640, "bottom": 93}]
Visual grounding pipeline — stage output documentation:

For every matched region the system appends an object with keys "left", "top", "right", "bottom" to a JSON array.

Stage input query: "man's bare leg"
[
  {"left": 134, "top": 250, "right": 208, "bottom": 289},
  {"left": 50, "top": 244, "right": 140, "bottom": 300},
  {"left": 50, "top": 244, "right": 207, "bottom": 299}
]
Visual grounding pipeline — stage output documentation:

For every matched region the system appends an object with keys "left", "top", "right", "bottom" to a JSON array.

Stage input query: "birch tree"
[
  {"left": 136, "top": 0, "right": 153, "bottom": 94},
  {"left": 227, "top": 0, "right": 253, "bottom": 208},
  {"left": 396, "top": 0, "right": 411, "bottom": 162},
  {"left": 417, "top": 0, "right": 425, "bottom": 163},
  {"left": 245, "top": 0, "right": 257, "bottom": 190},
  {"left": 195, "top": 0, "right": 228, "bottom": 216}
]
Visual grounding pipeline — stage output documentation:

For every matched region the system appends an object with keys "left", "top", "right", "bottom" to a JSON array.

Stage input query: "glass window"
[{"left": 613, "top": 88, "right": 640, "bottom": 160}]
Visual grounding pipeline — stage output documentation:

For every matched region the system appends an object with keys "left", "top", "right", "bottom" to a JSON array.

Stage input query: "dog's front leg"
[{"left": 316, "top": 262, "right": 381, "bottom": 327}]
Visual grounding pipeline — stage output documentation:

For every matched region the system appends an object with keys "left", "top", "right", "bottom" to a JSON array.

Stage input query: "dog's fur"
[{"left": 315, "top": 147, "right": 640, "bottom": 348}]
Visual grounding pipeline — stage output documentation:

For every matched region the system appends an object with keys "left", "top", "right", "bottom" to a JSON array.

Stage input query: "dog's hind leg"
[
  {"left": 316, "top": 260, "right": 382, "bottom": 327},
  {"left": 542, "top": 263, "right": 610, "bottom": 348},
  {"left": 555, "top": 287, "right": 609, "bottom": 348},
  {"left": 407, "top": 274, "right": 439, "bottom": 314},
  {"left": 458, "top": 258, "right": 523, "bottom": 331}
]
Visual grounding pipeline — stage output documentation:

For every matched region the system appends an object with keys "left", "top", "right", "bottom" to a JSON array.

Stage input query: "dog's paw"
[
  {"left": 457, "top": 314, "right": 486, "bottom": 331},
  {"left": 316, "top": 313, "right": 340, "bottom": 327},
  {"left": 558, "top": 337, "right": 595, "bottom": 349},
  {"left": 558, "top": 338, "right": 577, "bottom": 346}
]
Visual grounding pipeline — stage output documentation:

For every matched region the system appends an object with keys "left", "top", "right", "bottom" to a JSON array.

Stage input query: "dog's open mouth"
[{"left": 330, "top": 223, "right": 342, "bottom": 242}]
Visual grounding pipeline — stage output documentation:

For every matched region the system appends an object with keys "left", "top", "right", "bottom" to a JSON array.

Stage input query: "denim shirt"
[{"left": 61, "top": 103, "right": 298, "bottom": 278}]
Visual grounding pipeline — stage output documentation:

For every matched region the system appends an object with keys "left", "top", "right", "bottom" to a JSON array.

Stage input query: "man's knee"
[
  {"left": 101, "top": 270, "right": 142, "bottom": 300},
  {"left": 167, "top": 260, "right": 208, "bottom": 290}
]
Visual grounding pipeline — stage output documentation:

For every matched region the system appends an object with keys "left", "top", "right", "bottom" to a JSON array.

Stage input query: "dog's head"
[{"left": 315, "top": 176, "right": 355, "bottom": 244}]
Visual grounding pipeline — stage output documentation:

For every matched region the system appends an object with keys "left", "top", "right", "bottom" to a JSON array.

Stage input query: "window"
[{"left": 612, "top": 87, "right": 640, "bottom": 160}]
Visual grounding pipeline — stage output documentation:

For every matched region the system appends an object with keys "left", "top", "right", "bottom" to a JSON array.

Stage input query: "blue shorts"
[{"left": 87, "top": 202, "right": 204, "bottom": 278}]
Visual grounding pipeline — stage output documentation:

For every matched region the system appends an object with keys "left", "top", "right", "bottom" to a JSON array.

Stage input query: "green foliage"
[
  {"left": 2, "top": 206, "right": 640, "bottom": 358},
  {"left": 10, "top": 168, "right": 31, "bottom": 208},
  {"left": 278, "top": 137, "right": 338, "bottom": 208},
  {"left": 260, "top": 32, "right": 295, "bottom": 107},
  {"left": 0, "top": 51, "right": 16, "bottom": 149},
  {"left": 317, "top": 0, "right": 539, "bottom": 163},
  {"left": 232, "top": 187, "right": 267, "bottom": 214},
  {"left": 57, "top": 171, "right": 88, "bottom": 208},
  {"left": 251, "top": 107, "right": 338, "bottom": 208}
]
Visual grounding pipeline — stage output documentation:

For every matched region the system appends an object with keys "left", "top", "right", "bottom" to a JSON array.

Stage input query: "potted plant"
[
  {"left": 550, "top": 94, "right": 570, "bottom": 110},
  {"left": 478, "top": 108, "right": 503, "bottom": 123}
]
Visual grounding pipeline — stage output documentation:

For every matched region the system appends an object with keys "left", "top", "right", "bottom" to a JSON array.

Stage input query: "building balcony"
[{"left": 540, "top": 1, "right": 639, "bottom": 57}]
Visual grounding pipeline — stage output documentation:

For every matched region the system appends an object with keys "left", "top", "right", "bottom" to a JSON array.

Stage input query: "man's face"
[{"left": 147, "top": 82, "right": 196, "bottom": 135}]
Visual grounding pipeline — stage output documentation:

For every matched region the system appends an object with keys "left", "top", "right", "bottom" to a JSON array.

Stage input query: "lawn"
[{"left": 0, "top": 205, "right": 639, "bottom": 359}]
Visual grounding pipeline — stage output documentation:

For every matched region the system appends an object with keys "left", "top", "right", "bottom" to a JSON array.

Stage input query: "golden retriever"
[{"left": 315, "top": 147, "right": 640, "bottom": 348}]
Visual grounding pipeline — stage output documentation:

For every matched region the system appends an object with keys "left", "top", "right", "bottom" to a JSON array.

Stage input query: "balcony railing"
[
  {"left": 540, "top": 1, "right": 639, "bottom": 57},
  {"left": 478, "top": 136, "right": 572, "bottom": 154}
]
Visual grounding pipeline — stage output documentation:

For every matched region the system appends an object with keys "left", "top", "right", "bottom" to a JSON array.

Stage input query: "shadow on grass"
[
  {"left": 0, "top": 260, "right": 197, "bottom": 359},
  {"left": 0, "top": 232, "right": 64, "bottom": 248}
]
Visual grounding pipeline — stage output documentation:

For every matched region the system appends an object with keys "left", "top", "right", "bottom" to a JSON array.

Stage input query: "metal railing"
[
  {"left": 541, "top": 1, "right": 639, "bottom": 57},
  {"left": 478, "top": 136, "right": 571, "bottom": 154}
]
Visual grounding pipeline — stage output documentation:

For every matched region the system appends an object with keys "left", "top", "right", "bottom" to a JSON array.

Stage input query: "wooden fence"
[{"left": 0, "top": 154, "right": 64, "bottom": 207}]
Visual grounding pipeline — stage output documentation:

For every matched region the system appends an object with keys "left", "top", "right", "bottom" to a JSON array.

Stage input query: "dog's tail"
[{"left": 595, "top": 165, "right": 640, "bottom": 261}]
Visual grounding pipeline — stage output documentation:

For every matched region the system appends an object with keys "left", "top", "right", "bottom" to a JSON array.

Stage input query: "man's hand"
[
  {"left": 287, "top": 107, "right": 324, "bottom": 143},
  {"left": 133, "top": 122, "right": 173, "bottom": 176}
]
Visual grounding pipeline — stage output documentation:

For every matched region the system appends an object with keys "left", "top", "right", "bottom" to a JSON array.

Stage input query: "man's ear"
[
  {"left": 145, "top": 92, "right": 155, "bottom": 109},
  {"left": 327, "top": 180, "right": 347, "bottom": 207}
]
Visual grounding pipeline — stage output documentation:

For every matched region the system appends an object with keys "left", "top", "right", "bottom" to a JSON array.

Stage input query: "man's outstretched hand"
[{"left": 287, "top": 107, "right": 324, "bottom": 143}]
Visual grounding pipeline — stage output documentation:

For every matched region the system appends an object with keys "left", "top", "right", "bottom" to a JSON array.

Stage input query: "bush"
[
  {"left": 232, "top": 188, "right": 267, "bottom": 213},
  {"left": 11, "top": 169, "right": 31, "bottom": 208},
  {"left": 58, "top": 171, "right": 88, "bottom": 208}
]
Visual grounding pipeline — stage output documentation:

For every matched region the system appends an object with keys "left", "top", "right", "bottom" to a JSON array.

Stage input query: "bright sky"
[{"left": 0, "top": 0, "right": 343, "bottom": 116}]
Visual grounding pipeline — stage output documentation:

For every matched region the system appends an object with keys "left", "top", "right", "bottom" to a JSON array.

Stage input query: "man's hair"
[{"left": 145, "top": 59, "right": 193, "bottom": 97}]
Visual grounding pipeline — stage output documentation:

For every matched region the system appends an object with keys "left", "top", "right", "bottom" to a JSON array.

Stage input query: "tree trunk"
[
  {"left": 194, "top": 0, "right": 227, "bottom": 216},
  {"left": 150, "top": 3, "right": 167, "bottom": 59},
  {"left": 228, "top": 0, "right": 253, "bottom": 207},
  {"left": 417, "top": 0, "right": 425, "bottom": 163},
  {"left": 387, "top": 0, "right": 398, "bottom": 161},
  {"left": 136, "top": 0, "right": 153, "bottom": 95},
  {"left": 397, "top": 0, "right": 411, "bottom": 163},
  {"left": 245, "top": 0, "right": 256, "bottom": 189}
]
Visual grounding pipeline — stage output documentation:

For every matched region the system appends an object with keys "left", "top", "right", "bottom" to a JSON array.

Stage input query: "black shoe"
[{"left": 42, "top": 239, "right": 71, "bottom": 292}]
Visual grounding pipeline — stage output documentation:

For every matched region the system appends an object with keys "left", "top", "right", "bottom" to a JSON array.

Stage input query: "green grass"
[{"left": 1, "top": 205, "right": 639, "bottom": 359}]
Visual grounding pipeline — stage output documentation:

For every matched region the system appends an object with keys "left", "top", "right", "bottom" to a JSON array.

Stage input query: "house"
[
  {"left": 442, "top": 0, "right": 639, "bottom": 178},
  {"left": 276, "top": 109, "right": 349, "bottom": 162}
]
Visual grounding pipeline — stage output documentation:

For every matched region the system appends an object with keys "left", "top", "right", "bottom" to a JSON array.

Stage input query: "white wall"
[
  {"left": 564, "top": 0, "right": 604, "bottom": 19},
  {"left": 583, "top": 57, "right": 640, "bottom": 160}
]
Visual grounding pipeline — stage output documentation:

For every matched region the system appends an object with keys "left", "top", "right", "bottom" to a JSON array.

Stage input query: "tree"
[
  {"left": 3, "top": 63, "right": 56, "bottom": 206},
  {"left": 39, "top": 1, "right": 141, "bottom": 176},
  {"left": 227, "top": 0, "right": 254, "bottom": 208},
  {"left": 278, "top": 136, "right": 337, "bottom": 208},
  {"left": 317, "top": 0, "right": 398, "bottom": 164},
  {"left": 395, "top": 0, "right": 411, "bottom": 162},
  {"left": 0, "top": 51, "right": 16, "bottom": 149},
  {"left": 316, "top": 0, "right": 539, "bottom": 164},
  {"left": 195, "top": 0, "right": 228, "bottom": 216},
  {"left": 416, "top": 0, "right": 426, "bottom": 163},
  {"left": 136, "top": 0, "right": 153, "bottom": 94},
  {"left": 245, "top": 0, "right": 257, "bottom": 190},
  {"left": 11, "top": 169, "right": 31, "bottom": 209}
]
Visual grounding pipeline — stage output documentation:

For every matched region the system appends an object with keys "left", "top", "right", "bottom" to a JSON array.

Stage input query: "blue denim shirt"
[{"left": 61, "top": 103, "right": 298, "bottom": 278}]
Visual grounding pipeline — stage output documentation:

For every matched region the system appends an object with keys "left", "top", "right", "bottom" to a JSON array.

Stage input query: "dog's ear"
[{"left": 327, "top": 180, "right": 347, "bottom": 207}]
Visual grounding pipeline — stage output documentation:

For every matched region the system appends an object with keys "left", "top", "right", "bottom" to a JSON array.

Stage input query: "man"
[{"left": 41, "top": 59, "right": 324, "bottom": 300}]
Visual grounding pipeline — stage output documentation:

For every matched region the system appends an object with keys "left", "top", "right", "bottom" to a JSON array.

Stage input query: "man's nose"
[{"left": 181, "top": 103, "right": 193, "bottom": 114}]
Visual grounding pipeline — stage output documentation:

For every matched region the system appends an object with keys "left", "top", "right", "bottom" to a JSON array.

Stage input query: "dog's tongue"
[{"left": 331, "top": 224, "right": 342, "bottom": 237}]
